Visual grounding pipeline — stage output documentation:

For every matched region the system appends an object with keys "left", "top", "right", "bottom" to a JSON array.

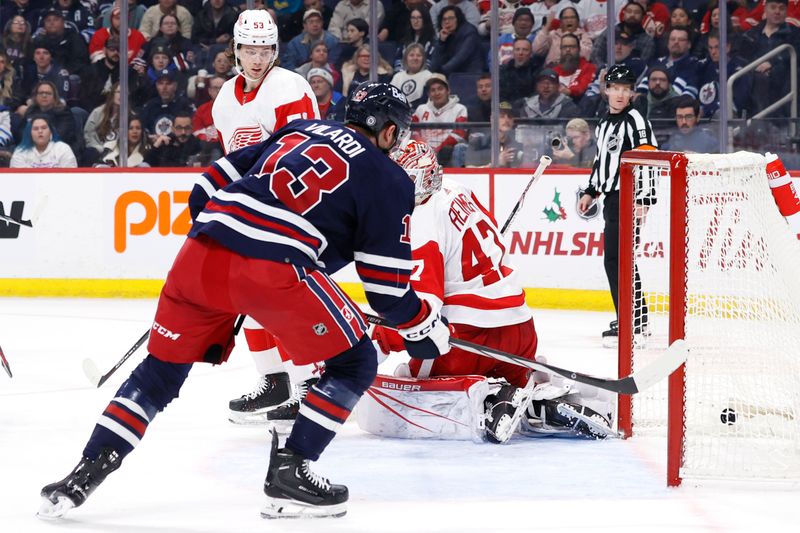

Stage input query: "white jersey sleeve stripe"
[
  {"left": 362, "top": 283, "right": 411, "bottom": 297},
  {"left": 216, "top": 156, "right": 242, "bottom": 182},
  {"left": 354, "top": 251, "right": 415, "bottom": 270}
]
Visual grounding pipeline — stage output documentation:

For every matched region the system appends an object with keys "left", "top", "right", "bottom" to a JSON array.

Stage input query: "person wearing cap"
[
  {"left": 139, "top": 0, "right": 193, "bottom": 40},
  {"left": 430, "top": 5, "right": 485, "bottom": 76},
  {"left": 143, "top": 13, "right": 195, "bottom": 72},
  {"left": 307, "top": 67, "right": 343, "bottom": 119},
  {"left": 32, "top": 8, "right": 89, "bottom": 75},
  {"left": 19, "top": 43, "right": 72, "bottom": 105},
  {"left": 411, "top": 72, "right": 467, "bottom": 166},
  {"left": 455, "top": 100, "right": 524, "bottom": 168},
  {"left": 390, "top": 42, "right": 433, "bottom": 109},
  {"left": 514, "top": 68, "right": 580, "bottom": 122},
  {"left": 591, "top": 1, "right": 656, "bottom": 65},
  {"left": 284, "top": 0, "right": 334, "bottom": 41},
  {"left": 192, "top": 0, "right": 238, "bottom": 48},
  {"left": 79, "top": 37, "right": 122, "bottom": 111},
  {"left": 328, "top": 0, "right": 385, "bottom": 41},
  {"left": 88, "top": 7, "right": 148, "bottom": 64},
  {"left": 532, "top": 6, "right": 592, "bottom": 66},
  {"left": 43, "top": 0, "right": 95, "bottom": 41},
  {"left": 284, "top": 8, "right": 341, "bottom": 71},
  {"left": 578, "top": 64, "right": 657, "bottom": 346},
  {"left": 643, "top": 65, "right": 680, "bottom": 120},
  {"left": 493, "top": 6, "right": 538, "bottom": 66},
  {"left": 739, "top": 0, "right": 800, "bottom": 116},
  {"left": 498, "top": 37, "right": 541, "bottom": 102},
  {"left": 139, "top": 68, "right": 195, "bottom": 138}
]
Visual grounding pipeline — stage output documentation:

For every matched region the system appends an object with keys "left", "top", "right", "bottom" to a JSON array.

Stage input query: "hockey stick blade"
[
  {"left": 0, "top": 211, "right": 33, "bottom": 228},
  {"left": 499, "top": 155, "right": 552, "bottom": 236},
  {"left": 0, "top": 195, "right": 48, "bottom": 229},
  {"left": 0, "top": 345, "right": 12, "bottom": 378},
  {"left": 365, "top": 313, "right": 687, "bottom": 395},
  {"left": 82, "top": 358, "right": 102, "bottom": 387}
]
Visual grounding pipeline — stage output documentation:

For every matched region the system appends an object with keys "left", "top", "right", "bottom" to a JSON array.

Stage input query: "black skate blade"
[{"left": 261, "top": 498, "right": 346, "bottom": 519}]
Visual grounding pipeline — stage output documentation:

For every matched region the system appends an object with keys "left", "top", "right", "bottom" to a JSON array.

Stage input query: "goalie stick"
[
  {"left": 83, "top": 315, "right": 247, "bottom": 387},
  {"left": 499, "top": 155, "right": 552, "bottom": 236},
  {"left": 364, "top": 313, "right": 686, "bottom": 395},
  {"left": 0, "top": 344, "right": 12, "bottom": 378}
]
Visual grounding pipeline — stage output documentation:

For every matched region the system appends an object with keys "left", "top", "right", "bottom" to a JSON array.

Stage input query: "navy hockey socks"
[
  {"left": 286, "top": 337, "right": 377, "bottom": 461},
  {"left": 83, "top": 355, "right": 192, "bottom": 461}
]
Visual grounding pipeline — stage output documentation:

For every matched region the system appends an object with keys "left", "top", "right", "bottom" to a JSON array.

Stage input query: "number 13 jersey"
[{"left": 410, "top": 178, "right": 531, "bottom": 328}]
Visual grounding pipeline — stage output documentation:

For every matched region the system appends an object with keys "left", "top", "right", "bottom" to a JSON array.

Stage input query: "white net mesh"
[{"left": 626, "top": 151, "right": 800, "bottom": 481}]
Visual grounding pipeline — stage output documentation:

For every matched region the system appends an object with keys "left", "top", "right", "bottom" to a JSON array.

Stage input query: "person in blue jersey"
[{"left": 37, "top": 83, "right": 451, "bottom": 521}]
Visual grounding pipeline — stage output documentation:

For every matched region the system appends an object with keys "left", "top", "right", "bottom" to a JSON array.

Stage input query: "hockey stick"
[
  {"left": 364, "top": 313, "right": 687, "bottom": 395},
  {"left": 82, "top": 315, "right": 247, "bottom": 388},
  {"left": 499, "top": 155, "right": 552, "bottom": 236},
  {"left": 0, "top": 195, "right": 49, "bottom": 229},
  {"left": 0, "top": 345, "right": 12, "bottom": 378}
]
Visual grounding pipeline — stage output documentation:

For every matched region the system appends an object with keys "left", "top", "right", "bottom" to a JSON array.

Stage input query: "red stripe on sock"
[
  {"left": 105, "top": 403, "right": 148, "bottom": 436},
  {"left": 304, "top": 390, "right": 351, "bottom": 421}
]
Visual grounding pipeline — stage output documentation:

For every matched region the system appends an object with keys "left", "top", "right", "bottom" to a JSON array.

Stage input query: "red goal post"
[
  {"left": 618, "top": 150, "right": 688, "bottom": 486},
  {"left": 617, "top": 149, "right": 800, "bottom": 487}
]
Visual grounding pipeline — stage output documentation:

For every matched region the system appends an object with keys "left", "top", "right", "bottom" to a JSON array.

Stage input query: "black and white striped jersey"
[{"left": 586, "top": 105, "right": 658, "bottom": 200}]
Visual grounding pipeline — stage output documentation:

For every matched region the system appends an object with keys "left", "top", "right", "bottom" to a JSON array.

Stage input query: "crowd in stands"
[{"left": 1, "top": 0, "right": 799, "bottom": 169}]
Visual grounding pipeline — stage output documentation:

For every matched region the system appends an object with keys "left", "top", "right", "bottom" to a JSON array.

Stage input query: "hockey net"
[{"left": 617, "top": 150, "right": 800, "bottom": 486}]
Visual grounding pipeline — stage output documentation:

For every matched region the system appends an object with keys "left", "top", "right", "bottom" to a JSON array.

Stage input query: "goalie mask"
[
  {"left": 233, "top": 10, "right": 279, "bottom": 82},
  {"left": 391, "top": 140, "right": 443, "bottom": 205}
]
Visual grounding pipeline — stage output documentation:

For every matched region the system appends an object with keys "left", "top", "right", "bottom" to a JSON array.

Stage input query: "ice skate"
[
  {"left": 525, "top": 399, "right": 617, "bottom": 439},
  {"left": 37, "top": 448, "right": 121, "bottom": 520},
  {"left": 261, "top": 430, "right": 347, "bottom": 519},
  {"left": 484, "top": 377, "right": 535, "bottom": 444},
  {"left": 266, "top": 377, "right": 319, "bottom": 432},
  {"left": 228, "top": 372, "right": 291, "bottom": 425},
  {"left": 602, "top": 320, "right": 618, "bottom": 348}
]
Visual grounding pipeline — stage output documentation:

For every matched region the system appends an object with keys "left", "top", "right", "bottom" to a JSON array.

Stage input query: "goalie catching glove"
[{"left": 396, "top": 299, "right": 451, "bottom": 359}]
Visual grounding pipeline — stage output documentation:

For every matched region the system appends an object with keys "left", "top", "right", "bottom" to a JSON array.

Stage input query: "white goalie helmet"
[
  {"left": 390, "top": 140, "right": 443, "bottom": 205},
  {"left": 233, "top": 9, "right": 279, "bottom": 78}
]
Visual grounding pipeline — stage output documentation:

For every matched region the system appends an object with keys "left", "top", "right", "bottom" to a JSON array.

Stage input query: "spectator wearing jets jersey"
[
  {"left": 369, "top": 140, "right": 614, "bottom": 443},
  {"left": 390, "top": 42, "right": 433, "bottom": 110},
  {"left": 635, "top": 26, "right": 704, "bottom": 99},
  {"left": 210, "top": 10, "right": 321, "bottom": 426},
  {"left": 411, "top": 72, "right": 467, "bottom": 167},
  {"left": 578, "top": 65, "right": 657, "bottom": 346}
]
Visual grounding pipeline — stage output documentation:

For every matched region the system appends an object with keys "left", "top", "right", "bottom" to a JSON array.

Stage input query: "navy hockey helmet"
[
  {"left": 605, "top": 64, "right": 637, "bottom": 87},
  {"left": 345, "top": 82, "right": 412, "bottom": 150}
]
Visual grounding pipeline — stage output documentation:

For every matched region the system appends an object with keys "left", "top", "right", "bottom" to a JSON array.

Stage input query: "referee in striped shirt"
[{"left": 578, "top": 65, "right": 657, "bottom": 346}]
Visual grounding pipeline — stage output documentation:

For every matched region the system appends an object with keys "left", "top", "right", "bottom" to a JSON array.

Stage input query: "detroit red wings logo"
[{"left": 229, "top": 126, "right": 264, "bottom": 151}]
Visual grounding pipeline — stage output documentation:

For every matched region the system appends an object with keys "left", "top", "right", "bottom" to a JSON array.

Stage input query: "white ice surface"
[{"left": 0, "top": 298, "right": 797, "bottom": 533}]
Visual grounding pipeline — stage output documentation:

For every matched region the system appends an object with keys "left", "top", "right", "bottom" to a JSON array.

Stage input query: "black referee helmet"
[{"left": 605, "top": 65, "right": 637, "bottom": 87}]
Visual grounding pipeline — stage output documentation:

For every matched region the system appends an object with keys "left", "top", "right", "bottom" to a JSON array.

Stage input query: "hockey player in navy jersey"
[{"left": 38, "top": 83, "right": 451, "bottom": 520}]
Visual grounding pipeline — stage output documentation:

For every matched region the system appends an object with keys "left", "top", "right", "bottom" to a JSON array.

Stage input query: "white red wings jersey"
[
  {"left": 410, "top": 178, "right": 531, "bottom": 328},
  {"left": 212, "top": 66, "right": 320, "bottom": 153}
]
